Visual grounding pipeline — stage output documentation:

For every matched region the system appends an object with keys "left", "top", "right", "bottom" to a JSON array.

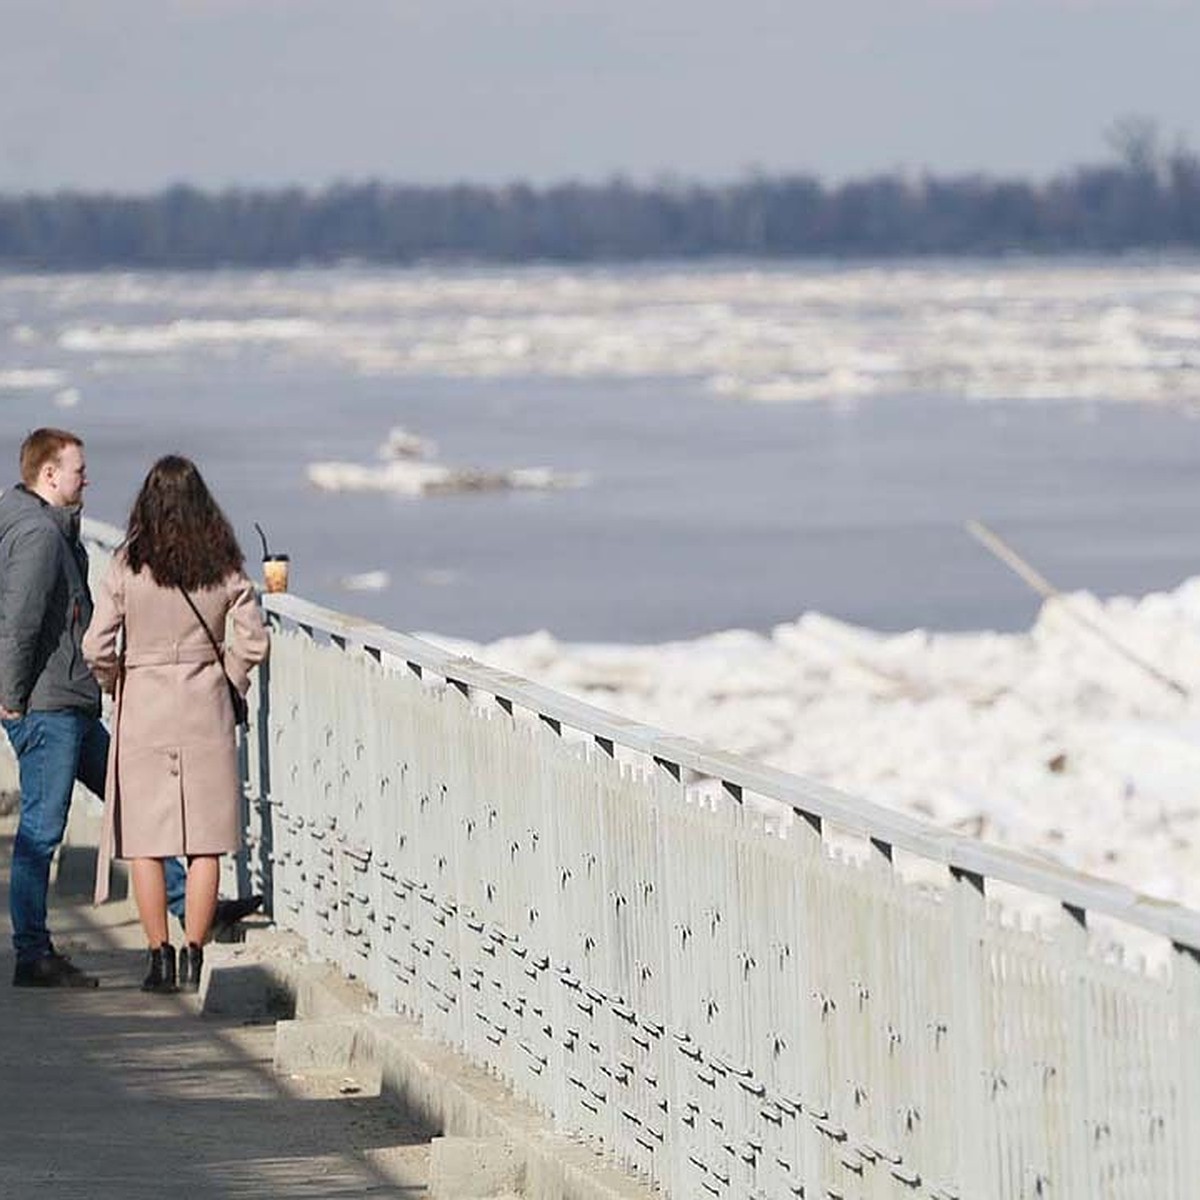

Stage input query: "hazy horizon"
[{"left": 0, "top": 149, "right": 1180, "bottom": 199}]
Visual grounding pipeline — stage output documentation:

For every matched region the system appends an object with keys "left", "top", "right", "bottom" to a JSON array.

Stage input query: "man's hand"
[{"left": 0, "top": 706, "right": 23, "bottom": 721}]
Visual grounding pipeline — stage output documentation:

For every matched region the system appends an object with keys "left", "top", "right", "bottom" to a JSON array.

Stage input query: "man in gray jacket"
[{"left": 0, "top": 429, "right": 108, "bottom": 985}]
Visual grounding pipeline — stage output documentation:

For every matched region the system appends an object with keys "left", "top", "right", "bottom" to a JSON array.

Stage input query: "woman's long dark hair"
[{"left": 125, "top": 455, "right": 244, "bottom": 590}]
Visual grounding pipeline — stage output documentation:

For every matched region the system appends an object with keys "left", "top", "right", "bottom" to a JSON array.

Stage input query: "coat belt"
[{"left": 123, "top": 644, "right": 222, "bottom": 667}]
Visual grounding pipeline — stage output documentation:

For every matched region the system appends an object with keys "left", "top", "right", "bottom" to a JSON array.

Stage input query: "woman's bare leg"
[
  {"left": 131, "top": 858, "right": 169, "bottom": 946},
  {"left": 184, "top": 855, "right": 220, "bottom": 946}
]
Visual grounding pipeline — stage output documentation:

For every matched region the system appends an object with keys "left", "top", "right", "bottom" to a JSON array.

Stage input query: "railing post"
[
  {"left": 247, "top": 651, "right": 274, "bottom": 911},
  {"left": 1059, "top": 902, "right": 1094, "bottom": 1199},
  {"left": 791, "top": 807, "right": 826, "bottom": 1199},
  {"left": 950, "top": 866, "right": 989, "bottom": 1199},
  {"left": 1175, "top": 943, "right": 1200, "bottom": 1186}
]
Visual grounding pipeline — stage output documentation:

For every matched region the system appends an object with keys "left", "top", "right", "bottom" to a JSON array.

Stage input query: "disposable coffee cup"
[{"left": 263, "top": 553, "right": 290, "bottom": 594}]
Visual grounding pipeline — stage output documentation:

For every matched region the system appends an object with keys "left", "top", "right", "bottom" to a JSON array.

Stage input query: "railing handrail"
[
  {"left": 83, "top": 517, "right": 124, "bottom": 551},
  {"left": 80, "top": 515, "right": 1200, "bottom": 951}
]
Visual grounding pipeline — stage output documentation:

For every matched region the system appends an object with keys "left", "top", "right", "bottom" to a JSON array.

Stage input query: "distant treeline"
[{"left": 3, "top": 133, "right": 1199, "bottom": 269}]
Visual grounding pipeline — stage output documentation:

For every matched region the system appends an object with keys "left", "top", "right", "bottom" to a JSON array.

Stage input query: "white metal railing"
[{"left": 82, "top": 518, "right": 1200, "bottom": 1200}]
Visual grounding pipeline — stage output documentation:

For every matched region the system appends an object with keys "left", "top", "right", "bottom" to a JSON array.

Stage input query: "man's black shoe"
[{"left": 13, "top": 951, "right": 99, "bottom": 989}]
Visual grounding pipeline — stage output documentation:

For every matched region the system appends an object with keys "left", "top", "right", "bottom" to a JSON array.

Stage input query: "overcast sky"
[{"left": 2, "top": 0, "right": 1197, "bottom": 192}]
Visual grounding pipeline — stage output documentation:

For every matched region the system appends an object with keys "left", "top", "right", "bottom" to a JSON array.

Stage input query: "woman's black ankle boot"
[
  {"left": 141, "top": 943, "right": 177, "bottom": 993},
  {"left": 179, "top": 942, "right": 203, "bottom": 993}
]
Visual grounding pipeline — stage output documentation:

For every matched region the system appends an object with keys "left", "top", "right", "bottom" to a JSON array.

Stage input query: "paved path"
[{"left": 0, "top": 819, "right": 432, "bottom": 1199}]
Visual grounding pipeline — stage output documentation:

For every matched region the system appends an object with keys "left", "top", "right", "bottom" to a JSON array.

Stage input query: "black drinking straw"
[{"left": 254, "top": 522, "right": 270, "bottom": 558}]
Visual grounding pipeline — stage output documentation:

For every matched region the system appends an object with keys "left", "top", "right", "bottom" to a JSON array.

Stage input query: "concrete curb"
[{"left": 216, "top": 931, "right": 654, "bottom": 1200}]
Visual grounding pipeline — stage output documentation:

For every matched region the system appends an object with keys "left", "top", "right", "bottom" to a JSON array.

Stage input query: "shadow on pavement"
[{"left": 0, "top": 821, "right": 433, "bottom": 1199}]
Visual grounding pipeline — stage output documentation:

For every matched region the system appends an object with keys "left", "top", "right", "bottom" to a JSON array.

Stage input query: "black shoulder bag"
[{"left": 178, "top": 587, "right": 250, "bottom": 729}]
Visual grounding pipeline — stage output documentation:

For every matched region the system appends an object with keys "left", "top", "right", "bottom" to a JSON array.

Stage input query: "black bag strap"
[{"left": 177, "top": 586, "right": 234, "bottom": 686}]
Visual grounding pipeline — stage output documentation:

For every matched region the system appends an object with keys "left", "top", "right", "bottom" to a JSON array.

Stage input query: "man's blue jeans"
[{"left": 4, "top": 710, "right": 187, "bottom": 964}]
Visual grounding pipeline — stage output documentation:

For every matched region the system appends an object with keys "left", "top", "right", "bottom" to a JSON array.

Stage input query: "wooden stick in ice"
[{"left": 966, "top": 519, "right": 1190, "bottom": 701}]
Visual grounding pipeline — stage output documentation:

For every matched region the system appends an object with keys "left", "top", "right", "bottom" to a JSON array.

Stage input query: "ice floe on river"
[
  {"left": 9, "top": 259, "right": 1199, "bottom": 407},
  {"left": 307, "top": 459, "right": 588, "bottom": 495},
  {"left": 425, "top": 579, "right": 1200, "bottom": 912},
  {"left": 307, "top": 423, "right": 589, "bottom": 496},
  {"left": 0, "top": 368, "right": 68, "bottom": 391}
]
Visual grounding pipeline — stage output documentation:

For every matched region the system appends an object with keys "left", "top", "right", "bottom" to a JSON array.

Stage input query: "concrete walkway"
[{"left": 0, "top": 817, "right": 433, "bottom": 1200}]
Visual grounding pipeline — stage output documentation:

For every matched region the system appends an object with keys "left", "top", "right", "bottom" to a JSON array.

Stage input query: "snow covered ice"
[
  {"left": 5, "top": 258, "right": 1198, "bottom": 410},
  {"left": 428, "top": 578, "right": 1200, "bottom": 913}
]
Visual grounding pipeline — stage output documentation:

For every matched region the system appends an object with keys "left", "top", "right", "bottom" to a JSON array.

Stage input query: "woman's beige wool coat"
[{"left": 83, "top": 552, "right": 269, "bottom": 896}]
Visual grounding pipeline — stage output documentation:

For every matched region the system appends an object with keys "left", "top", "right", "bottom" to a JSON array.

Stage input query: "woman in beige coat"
[{"left": 83, "top": 456, "right": 269, "bottom": 993}]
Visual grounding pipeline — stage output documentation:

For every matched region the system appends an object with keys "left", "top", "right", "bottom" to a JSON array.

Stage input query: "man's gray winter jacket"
[{"left": 0, "top": 484, "right": 101, "bottom": 715}]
